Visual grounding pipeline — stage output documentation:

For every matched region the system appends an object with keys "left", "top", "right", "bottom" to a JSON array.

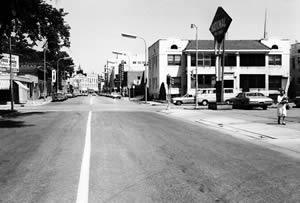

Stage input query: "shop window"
[
  {"left": 240, "top": 54, "right": 265, "bottom": 66},
  {"left": 269, "top": 55, "right": 282, "bottom": 65}
]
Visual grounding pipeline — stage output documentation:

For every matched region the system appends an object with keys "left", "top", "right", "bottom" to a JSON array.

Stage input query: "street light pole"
[
  {"left": 191, "top": 24, "right": 199, "bottom": 109},
  {"left": 43, "top": 41, "right": 48, "bottom": 100},
  {"left": 56, "top": 57, "right": 71, "bottom": 93},
  {"left": 121, "top": 33, "right": 148, "bottom": 103},
  {"left": 9, "top": 34, "right": 14, "bottom": 111}
]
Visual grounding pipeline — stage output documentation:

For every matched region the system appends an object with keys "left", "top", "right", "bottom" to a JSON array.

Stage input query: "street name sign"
[{"left": 209, "top": 7, "right": 232, "bottom": 43}]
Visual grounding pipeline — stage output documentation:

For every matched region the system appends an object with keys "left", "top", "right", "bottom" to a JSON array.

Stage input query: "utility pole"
[{"left": 9, "top": 34, "right": 14, "bottom": 111}]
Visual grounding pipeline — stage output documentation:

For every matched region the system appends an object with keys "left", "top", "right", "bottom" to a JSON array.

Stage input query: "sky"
[{"left": 54, "top": 0, "right": 300, "bottom": 74}]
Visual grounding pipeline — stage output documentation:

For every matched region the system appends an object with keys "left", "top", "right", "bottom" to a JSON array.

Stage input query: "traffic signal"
[
  {"left": 166, "top": 74, "right": 171, "bottom": 86},
  {"left": 170, "top": 77, "right": 174, "bottom": 86}
]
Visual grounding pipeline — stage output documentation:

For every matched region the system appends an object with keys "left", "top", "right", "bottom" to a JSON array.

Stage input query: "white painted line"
[{"left": 76, "top": 111, "right": 92, "bottom": 203}]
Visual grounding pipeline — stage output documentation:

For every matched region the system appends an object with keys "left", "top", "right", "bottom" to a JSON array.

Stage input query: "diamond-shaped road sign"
[{"left": 209, "top": 7, "right": 232, "bottom": 43}]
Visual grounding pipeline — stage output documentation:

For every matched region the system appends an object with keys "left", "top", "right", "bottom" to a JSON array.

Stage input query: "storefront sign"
[
  {"left": 209, "top": 7, "right": 232, "bottom": 43},
  {"left": 0, "top": 53, "right": 19, "bottom": 72}
]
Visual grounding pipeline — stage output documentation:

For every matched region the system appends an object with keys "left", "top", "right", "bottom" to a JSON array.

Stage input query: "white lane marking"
[
  {"left": 76, "top": 111, "right": 92, "bottom": 203},
  {"left": 90, "top": 97, "right": 93, "bottom": 105}
]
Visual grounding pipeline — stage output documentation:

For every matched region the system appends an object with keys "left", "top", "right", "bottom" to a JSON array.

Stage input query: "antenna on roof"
[{"left": 263, "top": 9, "right": 268, "bottom": 39}]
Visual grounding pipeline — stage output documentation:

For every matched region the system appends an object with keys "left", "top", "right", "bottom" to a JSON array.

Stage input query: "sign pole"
[
  {"left": 9, "top": 35, "right": 14, "bottom": 111},
  {"left": 209, "top": 6, "right": 232, "bottom": 104},
  {"left": 221, "top": 38, "right": 225, "bottom": 103}
]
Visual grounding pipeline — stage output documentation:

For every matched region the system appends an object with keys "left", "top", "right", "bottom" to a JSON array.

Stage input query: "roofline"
[{"left": 184, "top": 49, "right": 270, "bottom": 53}]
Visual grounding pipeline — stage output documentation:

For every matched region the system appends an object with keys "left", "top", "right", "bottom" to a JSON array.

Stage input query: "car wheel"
[
  {"left": 176, "top": 101, "right": 182, "bottom": 105},
  {"left": 202, "top": 100, "right": 208, "bottom": 106},
  {"left": 262, "top": 106, "right": 267, "bottom": 110}
]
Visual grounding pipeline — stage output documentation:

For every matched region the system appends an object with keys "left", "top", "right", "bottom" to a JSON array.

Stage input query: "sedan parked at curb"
[
  {"left": 52, "top": 93, "right": 67, "bottom": 102},
  {"left": 111, "top": 92, "right": 121, "bottom": 99},
  {"left": 172, "top": 94, "right": 194, "bottom": 105},
  {"left": 226, "top": 92, "right": 273, "bottom": 110}
]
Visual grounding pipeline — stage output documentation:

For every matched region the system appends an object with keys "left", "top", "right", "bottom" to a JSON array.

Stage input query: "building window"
[
  {"left": 222, "top": 54, "right": 236, "bottom": 66},
  {"left": 191, "top": 53, "right": 215, "bottom": 67},
  {"left": 269, "top": 55, "right": 282, "bottom": 65},
  {"left": 168, "top": 54, "right": 181, "bottom": 65},
  {"left": 171, "top": 77, "right": 181, "bottom": 88},
  {"left": 269, "top": 76, "right": 281, "bottom": 90},
  {"left": 298, "top": 57, "right": 300, "bottom": 64},
  {"left": 191, "top": 74, "right": 214, "bottom": 88},
  {"left": 224, "top": 80, "right": 234, "bottom": 88},
  {"left": 297, "top": 78, "right": 300, "bottom": 85},
  {"left": 240, "top": 74, "right": 265, "bottom": 91},
  {"left": 170, "top": 44, "right": 178, "bottom": 49},
  {"left": 240, "top": 54, "right": 265, "bottom": 67},
  {"left": 133, "top": 61, "right": 137, "bottom": 64}
]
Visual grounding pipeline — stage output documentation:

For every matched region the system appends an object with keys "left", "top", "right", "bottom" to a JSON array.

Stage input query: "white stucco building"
[
  {"left": 148, "top": 37, "right": 291, "bottom": 100},
  {"left": 148, "top": 38, "right": 189, "bottom": 98}
]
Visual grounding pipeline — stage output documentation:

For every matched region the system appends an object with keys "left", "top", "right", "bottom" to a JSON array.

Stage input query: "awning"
[
  {"left": 14, "top": 80, "right": 29, "bottom": 90},
  {"left": 0, "top": 79, "right": 10, "bottom": 90}
]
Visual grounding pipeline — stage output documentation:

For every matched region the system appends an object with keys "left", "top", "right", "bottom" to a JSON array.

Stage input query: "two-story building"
[{"left": 148, "top": 38, "right": 290, "bottom": 100}]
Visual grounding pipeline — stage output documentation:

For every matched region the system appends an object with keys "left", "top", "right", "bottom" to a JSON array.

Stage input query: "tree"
[
  {"left": 0, "top": 0, "right": 71, "bottom": 55},
  {"left": 159, "top": 82, "right": 166, "bottom": 100}
]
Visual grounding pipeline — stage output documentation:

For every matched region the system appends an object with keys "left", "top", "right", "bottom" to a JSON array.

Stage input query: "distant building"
[
  {"left": 86, "top": 72, "right": 99, "bottom": 93},
  {"left": 70, "top": 72, "right": 98, "bottom": 94}
]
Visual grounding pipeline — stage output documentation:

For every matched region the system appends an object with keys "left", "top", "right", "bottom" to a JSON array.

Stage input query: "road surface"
[{"left": 0, "top": 96, "right": 299, "bottom": 202}]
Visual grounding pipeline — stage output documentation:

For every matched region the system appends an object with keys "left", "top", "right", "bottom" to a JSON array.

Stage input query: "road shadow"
[
  {"left": 0, "top": 111, "right": 46, "bottom": 118},
  {"left": 0, "top": 120, "right": 34, "bottom": 128}
]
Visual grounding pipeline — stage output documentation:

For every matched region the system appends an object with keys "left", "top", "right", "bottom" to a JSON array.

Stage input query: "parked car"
[
  {"left": 52, "top": 93, "right": 67, "bottom": 102},
  {"left": 226, "top": 92, "right": 273, "bottom": 110},
  {"left": 111, "top": 92, "right": 121, "bottom": 99},
  {"left": 172, "top": 93, "right": 195, "bottom": 105},
  {"left": 197, "top": 88, "right": 236, "bottom": 106},
  {"left": 172, "top": 88, "right": 237, "bottom": 106},
  {"left": 294, "top": 96, "right": 300, "bottom": 107},
  {"left": 92, "top": 92, "right": 97, "bottom": 96},
  {"left": 65, "top": 93, "right": 73, "bottom": 98}
]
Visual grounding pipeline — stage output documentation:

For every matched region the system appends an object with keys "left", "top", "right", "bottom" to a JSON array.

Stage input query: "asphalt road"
[{"left": 0, "top": 96, "right": 300, "bottom": 202}]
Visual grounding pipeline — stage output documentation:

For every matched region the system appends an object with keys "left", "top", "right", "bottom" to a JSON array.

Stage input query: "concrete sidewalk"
[
  {"left": 0, "top": 97, "right": 52, "bottom": 110},
  {"left": 158, "top": 107, "right": 300, "bottom": 155}
]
